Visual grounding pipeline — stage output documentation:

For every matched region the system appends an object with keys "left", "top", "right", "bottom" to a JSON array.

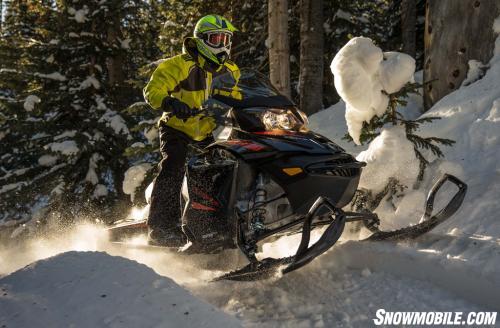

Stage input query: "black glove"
[{"left": 161, "top": 97, "right": 196, "bottom": 120}]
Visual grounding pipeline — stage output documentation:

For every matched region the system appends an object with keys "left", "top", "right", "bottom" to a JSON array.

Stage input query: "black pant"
[{"left": 147, "top": 125, "right": 191, "bottom": 232}]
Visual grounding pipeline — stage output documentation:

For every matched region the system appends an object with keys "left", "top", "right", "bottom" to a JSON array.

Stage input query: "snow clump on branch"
[{"left": 331, "top": 37, "right": 415, "bottom": 144}]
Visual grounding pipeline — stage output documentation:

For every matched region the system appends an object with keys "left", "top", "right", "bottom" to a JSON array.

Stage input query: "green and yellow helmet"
[{"left": 193, "top": 15, "right": 238, "bottom": 66}]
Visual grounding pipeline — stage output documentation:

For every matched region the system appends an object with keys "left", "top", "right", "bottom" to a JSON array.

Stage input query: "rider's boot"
[{"left": 148, "top": 226, "right": 187, "bottom": 247}]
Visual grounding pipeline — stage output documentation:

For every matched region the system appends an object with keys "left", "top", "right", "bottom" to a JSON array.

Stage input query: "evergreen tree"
[{"left": 0, "top": 0, "right": 159, "bottom": 233}]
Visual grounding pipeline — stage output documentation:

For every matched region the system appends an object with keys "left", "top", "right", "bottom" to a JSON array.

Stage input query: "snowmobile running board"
[{"left": 214, "top": 174, "right": 467, "bottom": 282}]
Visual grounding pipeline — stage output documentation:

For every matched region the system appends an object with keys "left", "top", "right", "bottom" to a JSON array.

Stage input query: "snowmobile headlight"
[
  {"left": 296, "top": 109, "right": 309, "bottom": 126},
  {"left": 261, "top": 109, "right": 303, "bottom": 131}
]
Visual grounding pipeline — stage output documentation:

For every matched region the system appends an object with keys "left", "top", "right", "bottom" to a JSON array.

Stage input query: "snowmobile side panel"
[
  {"left": 182, "top": 155, "right": 238, "bottom": 252},
  {"left": 207, "top": 139, "right": 278, "bottom": 161},
  {"left": 258, "top": 154, "right": 364, "bottom": 214}
]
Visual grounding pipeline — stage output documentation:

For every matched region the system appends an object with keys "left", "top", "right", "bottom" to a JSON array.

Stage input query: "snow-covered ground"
[
  {"left": 0, "top": 250, "right": 240, "bottom": 327},
  {"left": 0, "top": 223, "right": 497, "bottom": 327},
  {"left": 2, "top": 20, "right": 500, "bottom": 328}
]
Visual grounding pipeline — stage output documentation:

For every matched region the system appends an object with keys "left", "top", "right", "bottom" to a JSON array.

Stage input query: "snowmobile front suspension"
[{"left": 214, "top": 196, "right": 346, "bottom": 281}]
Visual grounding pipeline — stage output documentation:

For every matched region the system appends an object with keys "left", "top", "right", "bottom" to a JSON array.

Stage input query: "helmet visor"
[{"left": 205, "top": 32, "right": 232, "bottom": 48}]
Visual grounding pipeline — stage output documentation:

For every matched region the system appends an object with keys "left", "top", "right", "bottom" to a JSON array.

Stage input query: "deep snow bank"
[
  {"left": 0, "top": 251, "right": 240, "bottom": 327},
  {"left": 414, "top": 28, "right": 500, "bottom": 238}
]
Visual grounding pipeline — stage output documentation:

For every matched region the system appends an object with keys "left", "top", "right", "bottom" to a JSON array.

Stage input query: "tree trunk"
[
  {"left": 268, "top": 0, "right": 290, "bottom": 97},
  {"left": 299, "top": 0, "right": 324, "bottom": 115},
  {"left": 401, "top": 0, "right": 416, "bottom": 57},
  {"left": 106, "top": 14, "right": 125, "bottom": 86},
  {"left": 424, "top": 0, "right": 500, "bottom": 110}
]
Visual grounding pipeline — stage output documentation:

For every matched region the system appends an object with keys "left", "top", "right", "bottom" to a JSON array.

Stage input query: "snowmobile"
[{"left": 108, "top": 69, "right": 467, "bottom": 281}]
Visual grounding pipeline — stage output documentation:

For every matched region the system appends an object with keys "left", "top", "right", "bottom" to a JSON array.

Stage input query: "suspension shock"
[{"left": 251, "top": 173, "right": 267, "bottom": 232}]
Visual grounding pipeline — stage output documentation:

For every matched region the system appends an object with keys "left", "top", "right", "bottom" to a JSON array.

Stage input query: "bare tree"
[
  {"left": 424, "top": 0, "right": 500, "bottom": 109},
  {"left": 299, "top": 0, "right": 323, "bottom": 115},
  {"left": 268, "top": 0, "right": 290, "bottom": 97},
  {"left": 401, "top": 0, "right": 416, "bottom": 57}
]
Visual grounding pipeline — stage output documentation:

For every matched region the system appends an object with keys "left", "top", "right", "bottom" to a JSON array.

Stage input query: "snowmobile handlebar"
[{"left": 197, "top": 106, "right": 232, "bottom": 126}]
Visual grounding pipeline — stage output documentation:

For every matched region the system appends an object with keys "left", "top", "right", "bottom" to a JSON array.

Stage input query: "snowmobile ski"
[
  {"left": 213, "top": 197, "right": 346, "bottom": 281},
  {"left": 364, "top": 174, "right": 467, "bottom": 241}
]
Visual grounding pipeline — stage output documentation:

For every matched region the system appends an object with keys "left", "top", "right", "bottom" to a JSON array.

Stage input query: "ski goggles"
[{"left": 204, "top": 31, "right": 232, "bottom": 48}]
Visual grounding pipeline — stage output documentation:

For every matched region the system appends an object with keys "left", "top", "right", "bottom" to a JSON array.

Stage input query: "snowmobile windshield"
[{"left": 210, "top": 69, "right": 295, "bottom": 108}]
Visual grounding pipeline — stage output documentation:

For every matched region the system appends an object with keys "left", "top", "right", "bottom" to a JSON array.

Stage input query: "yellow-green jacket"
[{"left": 143, "top": 38, "right": 240, "bottom": 141}]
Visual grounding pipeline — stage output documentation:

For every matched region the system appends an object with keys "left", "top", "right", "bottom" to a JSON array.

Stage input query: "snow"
[
  {"left": 51, "top": 182, "right": 65, "bottom": 195},
  {"left": 0, "top": 225, "right": 491, "bottom": 327},
  {"left": 92, "top": 184, "right": 108, "bottom": 199},
  {"left": 95, "top": 95, "right": 108, "bottom": 110},
  {"left": 144, "top": 126, "right": 158, "bottom": 144},
  {"left": 31, "top": 132, "right": 49, "bottom": 140},
  {"left": 123, "top": 163, "right": 152, "bottom": 202},
  {"left": 119, "top": 38, "right": 132, "bottom": 49},
  {"left": 35, "top": 72, "right": 67, "bottom": 81},
  {"left": 23, "top": 95, "right": 41, "bottom": 111},
  {"left": 68, "top": 6, "right": 88, "bottom": 23},
  {"left": 0, "top": 68, "right": 17, "bottom": 73},
  {"left": 45, "top": 140, "right": 79, "bottom": 156},
  {"left": 99, "top": 109, "right": 131, "bottom": 139},
  {"left": 0, "top": 182, "right": 26, "bottom": 194},
  {"left": 334, "top": 9, "right": 352, "bottom": 22},
  {"left": 0, "top": 252, "right": 240, "bottom": 327},
  {"left": 145, "top": 181, "right": 154, "bottom": 204},
  {"left": 131, "top": 142, "right": 145, "bottom": 148},
  {"left": 80, "top": 75, "right": 100, "bottom": 90},
  {"left": 0, "top": 168, "right": 29, "bottom": 180},
  {"left": 461, "top": 60, "right": 486, "bottom": 86},
  {"left": 85, "top": 153, "right": 103, "bottom": 185},
  {"left": 331, "top": 37, "right": 415, "bottom": 144},
  {"left": 493, "top": 16, "right": 500, "bottom": 34},
  {"left": 356, "top": 125, "right": 419, "bottom": 193},
  {"left": 308, "top": 100, "right": 361, "bottom": 154},
  {"left": 38, "top": 155, "right": 58, "bottom": 167},
  {"left": 53, "top": 130, "right": 77, "bottom": 140},
  {"left": 379, "top": 52, "right": 415, "bottom": 94},
  {"left": 412, "top": 42, "right": 500, "bottom": 239},
  {"left": 164, "top": 20, "right": 177, "bottom": 28},
  {"left": 398, "top": 70, "right": 424, "bottom": 119}
]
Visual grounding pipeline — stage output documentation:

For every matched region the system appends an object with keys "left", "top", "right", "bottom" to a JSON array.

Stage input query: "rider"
[{"left": 143, "top": 14, "right": 240, "bottom": 246}]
